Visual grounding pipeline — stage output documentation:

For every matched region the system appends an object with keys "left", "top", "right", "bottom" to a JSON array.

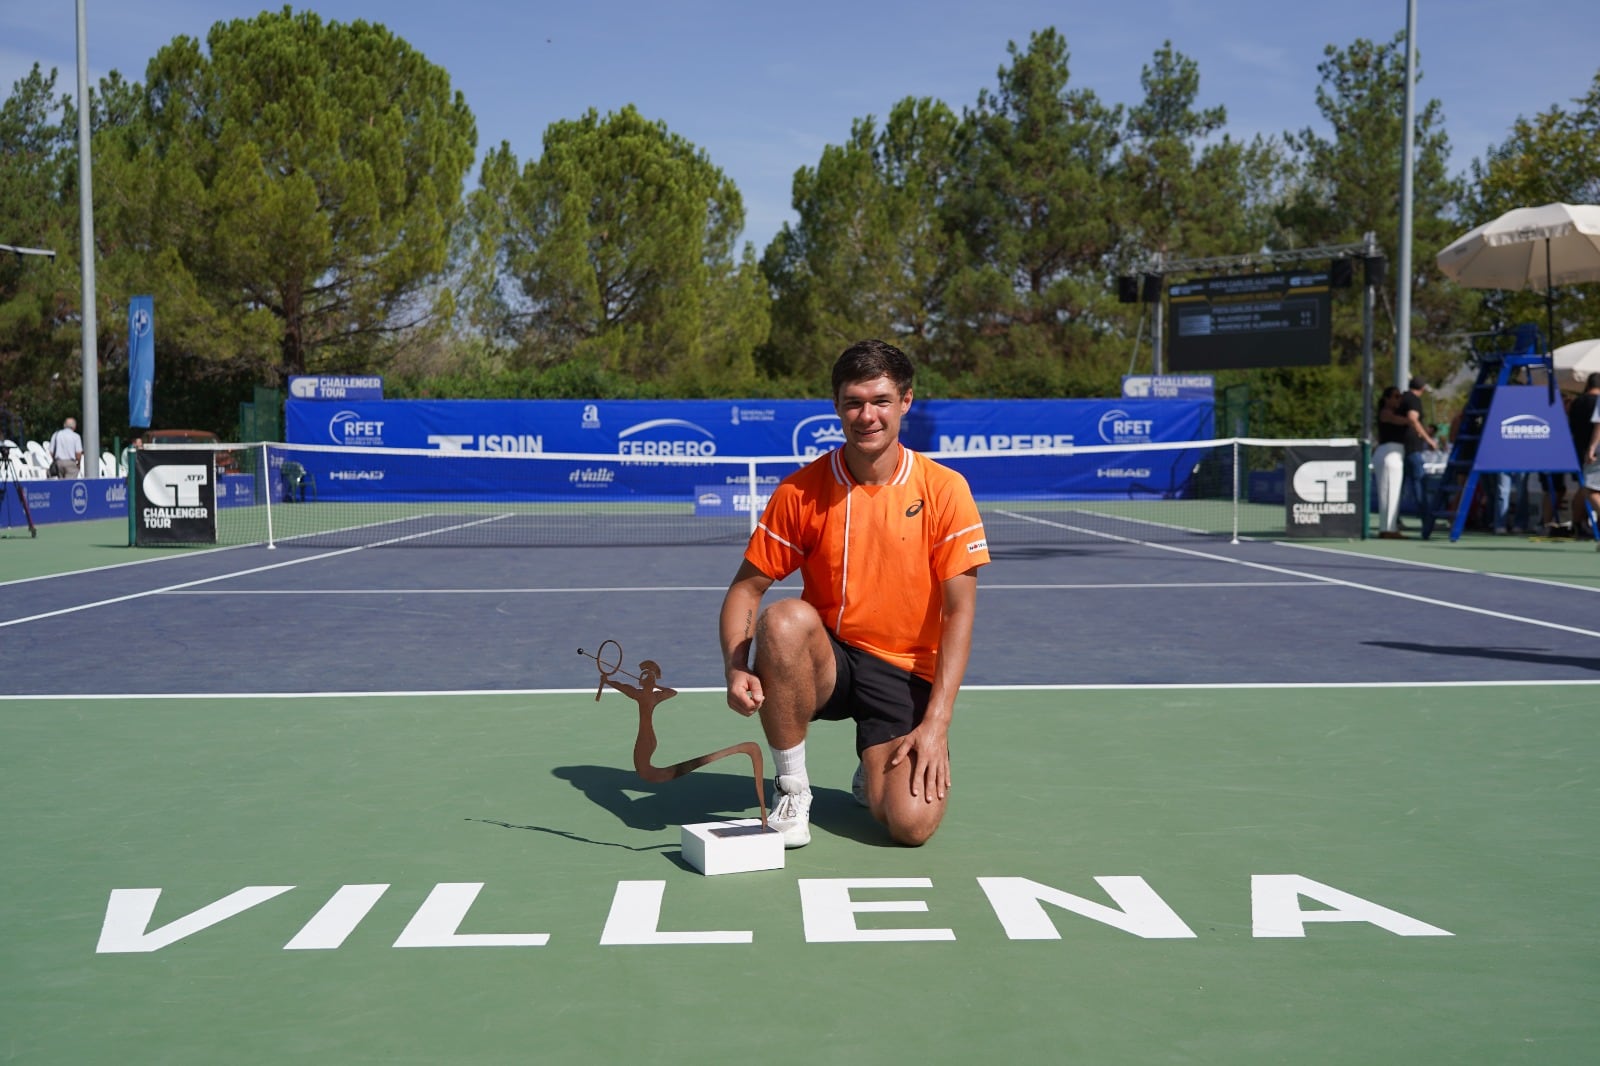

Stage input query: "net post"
[
  {"left": 1230, "top": 439, "right": 1240, "bottom": 544},
  {"left": 1359, "top": 439, "right": 1371, "bottom": 541},
  {"left": 262, "top": 442, "right": 276, "bottom": 549},
  {"left": 747, "top": 459, "right": 759, "bottom": 536}
]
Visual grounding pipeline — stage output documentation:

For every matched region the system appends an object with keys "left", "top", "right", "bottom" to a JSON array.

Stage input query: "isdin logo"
[
  {"left": 142, "top": 465, "right": 209, "bottom": 507},
  {"left": 1292, "top": 460, "right": 1355, "bottom": 503}
]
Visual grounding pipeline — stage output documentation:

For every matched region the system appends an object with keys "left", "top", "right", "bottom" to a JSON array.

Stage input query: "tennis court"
[{"left": 3, "top": 510, "right": 1597, "bottom": 1063}]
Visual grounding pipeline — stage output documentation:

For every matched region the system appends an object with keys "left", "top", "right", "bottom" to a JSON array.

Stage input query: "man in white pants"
[{"left": 1374, "top": 386, "right": 1408, "bottom": 538}]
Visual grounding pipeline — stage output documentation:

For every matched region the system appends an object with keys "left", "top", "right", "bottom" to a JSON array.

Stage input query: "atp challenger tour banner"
[
  {"left": 132, "top": 449, "right": 217, "bottom": 545},
  {"left": 283, "top": 398, "right": 1214, "bottom": 503},
  {"left": 1284, "top": 445, "right": 1362, "bottom": 538}
]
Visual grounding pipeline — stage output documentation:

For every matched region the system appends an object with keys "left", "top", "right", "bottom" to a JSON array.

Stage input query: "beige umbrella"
[
  {"left": 1437, "top": 202, "right": 1600, "bottom": 355},
  {"left": 1554, "top": 338, "right": 1600, "bottom": 393}
]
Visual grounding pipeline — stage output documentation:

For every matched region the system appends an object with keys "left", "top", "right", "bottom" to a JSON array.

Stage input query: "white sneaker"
[
  {"left": 851, "top": 761, "right": 868, "bottom": 807},
  {"left": 769, "top": 775, "right": 812, "bottom": 848}
]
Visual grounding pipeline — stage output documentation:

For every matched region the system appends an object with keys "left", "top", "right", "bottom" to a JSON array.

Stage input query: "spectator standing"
[
  {"left": 1400, "top": 379, "right": 1441, "bottom": 539},
  {"left": 47, "top": 417, "right": 84, "bottom": 478}
]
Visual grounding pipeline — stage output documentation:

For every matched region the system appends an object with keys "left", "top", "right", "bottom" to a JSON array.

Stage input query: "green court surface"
[{"left": 3, "top": 684, "right": 1596, "bottom": 1064}]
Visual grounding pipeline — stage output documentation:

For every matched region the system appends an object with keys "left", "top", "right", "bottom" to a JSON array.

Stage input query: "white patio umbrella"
[
  {"left": 1553, "top": 337, "right": 1600, "bottom": 393},
  {"left": 1436, "top": 202, "right": 1600, "bottom": 355}
]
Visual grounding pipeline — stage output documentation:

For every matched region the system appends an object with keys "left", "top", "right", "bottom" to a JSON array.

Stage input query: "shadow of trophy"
[{"left": 578, "top": 640, "right": 782, "bottom": 875}]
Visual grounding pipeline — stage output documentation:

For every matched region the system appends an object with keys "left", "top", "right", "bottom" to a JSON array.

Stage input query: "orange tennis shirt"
[{"left": 744, "top": 445, "right": 990, "bottom": 680}]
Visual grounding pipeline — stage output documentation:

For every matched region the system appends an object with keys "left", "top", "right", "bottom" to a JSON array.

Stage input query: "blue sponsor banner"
[
  {"left": 2, "top": 478, "right": 128, "bottom": 528},
  {"left": 288, "top": 375, "right": 385, "bottom": 401},
  {"left": 128, "top": 295, "right": 154, "bottom": 428},
  {"left": 693, "top": 484, "right": 773, "bottom": 517},
  {"left": 283, "top": 398, "right": 1214, "bottom": 502},
  {"left": 1472, "top": 386, "right": 1581, "bottom": 472}
]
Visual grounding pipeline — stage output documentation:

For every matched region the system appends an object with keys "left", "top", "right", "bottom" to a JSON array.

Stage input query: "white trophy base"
[{"left": 680, "top": 818, "right": 785, "bottom": 875}]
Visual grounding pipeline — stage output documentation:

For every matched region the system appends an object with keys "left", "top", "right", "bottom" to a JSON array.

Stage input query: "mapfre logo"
[
  {"left": 1292, "top": 460, "right": 1355, "bottom": 503},
  {"left": 142, "top": 465, "right": 209, "bottom": 507}
]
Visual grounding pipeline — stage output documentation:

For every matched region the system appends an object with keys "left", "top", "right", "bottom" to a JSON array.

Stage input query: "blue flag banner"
[
  {"left": 128, "top": 295, "right": 155, "bottom": 429},
  {"left": 1471, "top": 385, "right": 1581, "bottom": 472}
]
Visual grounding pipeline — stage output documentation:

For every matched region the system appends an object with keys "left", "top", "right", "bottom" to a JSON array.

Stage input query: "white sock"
[{"left": 772, "top": 741, "right": 808, "bottom": 791}]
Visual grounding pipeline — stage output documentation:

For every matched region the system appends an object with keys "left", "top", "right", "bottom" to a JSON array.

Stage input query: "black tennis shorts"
[{"left": 814, "top": 630, "right": 932, "bottom": 756}]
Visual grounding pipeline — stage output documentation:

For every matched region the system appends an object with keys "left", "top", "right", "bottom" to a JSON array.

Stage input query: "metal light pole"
[
  {"left": 1394, "top": 0, "right": 1418, "bottom": 390},
  {"left": 76, "top": 0, "right": 101, "bottom": 474}
]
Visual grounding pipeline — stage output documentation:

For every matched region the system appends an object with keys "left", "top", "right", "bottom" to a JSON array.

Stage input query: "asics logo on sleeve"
[{"left": 905, "top": 499, "right": 925, "bottom": 517}]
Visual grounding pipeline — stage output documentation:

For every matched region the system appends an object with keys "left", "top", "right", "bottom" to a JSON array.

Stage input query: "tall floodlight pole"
[
  {"left": 1394, "top": 0, "right": 1418, "bottom": 390},
  {"left": 76, "top": 0, "right": 101, "bottom": 474}
]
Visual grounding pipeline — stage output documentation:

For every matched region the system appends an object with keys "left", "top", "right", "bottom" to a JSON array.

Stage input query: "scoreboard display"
[{"left": 1167, "top": 270, "right": 1332, "bottom": 370}]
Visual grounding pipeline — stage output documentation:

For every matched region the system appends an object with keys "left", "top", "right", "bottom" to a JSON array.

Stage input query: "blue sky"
[{"left": 3, "top": 1, "right": 1596, "bottom": 253}]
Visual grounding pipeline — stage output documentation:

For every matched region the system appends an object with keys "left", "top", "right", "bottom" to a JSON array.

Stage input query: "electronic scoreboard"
[{"left": 1166, "top": 270, "right": 1332, "bottom": 370}]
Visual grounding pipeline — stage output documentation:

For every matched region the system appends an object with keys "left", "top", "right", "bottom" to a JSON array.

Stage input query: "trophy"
[{"left": 579, "top": 641, "right": 783, "bottom": 874}]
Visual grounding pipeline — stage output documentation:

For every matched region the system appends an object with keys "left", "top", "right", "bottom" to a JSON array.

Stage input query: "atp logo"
[
  {"left": 142, "top": 465, "right": 209, "bottom": 507},
  {"left": 1292, "top": 460, "right": 1355, "bottom": 503}
]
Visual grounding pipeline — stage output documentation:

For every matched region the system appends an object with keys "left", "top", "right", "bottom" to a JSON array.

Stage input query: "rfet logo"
[
  {"left": 328, "top": 410, "right": 385, "bottom": 446},
  {"left": 1292, "top": 460, "right": 1355, "bottom": 503},
  {"left": 1097, "top": 409, "right": 1154, "bottom": 444},
  {"left": 792, "top": 414, "right": 845, "bottom": 458},
  {"left": 142, "top": 465, "right": 209, "bottom": 507}
]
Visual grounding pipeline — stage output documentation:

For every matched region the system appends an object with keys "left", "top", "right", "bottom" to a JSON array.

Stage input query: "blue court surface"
[{"left": 2, "top": 520, "right": 1597, "bottom": 1063}]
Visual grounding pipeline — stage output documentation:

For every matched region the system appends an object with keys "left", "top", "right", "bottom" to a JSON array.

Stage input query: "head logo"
[
  {"left": 792, "top": 414, "right": 845, "bottom": 459},
  {"left": 1098, "top": 409, "right": 1155, "bottom": 444},
  {"left": 905, "top": 499, "right": 925, "bottom": 517},
  {"left": 329, "top": 410, "right": 384, "bottom": 446},
  {"left": 1498, "top": 414, "right": 1551, "bottom": 440},
  {"left": 1292, "top": 460, "right": 1355, "bottom": 503},
  {"left": 142, "top": 465, "right": 209, "bottom": 507},
  {"left": 617, "top": 419, "right": 716, "bottom": 457}
]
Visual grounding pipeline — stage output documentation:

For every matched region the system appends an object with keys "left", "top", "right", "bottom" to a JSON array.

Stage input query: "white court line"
[
  {"left": 3, "top": 678, "right": 1598, "bottom": 701},
  {"left": 1273, "top": 539, "right": 1600, "bottom": 595},
  {"left": 0, "top": 514, "right": 514, "bottom": 630},
  {"left": 995, "top": 509, "right": 1600, "bottom": 640},
  {"left": 157, "top": 579, "right": 1321, "bottom": 596}
]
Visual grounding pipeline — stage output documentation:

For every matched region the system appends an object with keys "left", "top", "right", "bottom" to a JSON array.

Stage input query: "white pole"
[
  {"left": 747, "top": 460, "right": 759, "bottom": 536},
  {"left": 1394, "top": 0, "right": 1418, "bottom": 390},
  {"left": 75, "top": 0, "right": 101, "bottom": 475},
  {"left": 1230, "top": 439, "right": 1240, "bottom": 545},
  {"left": 263, "top": 443, "right": 277, "bottom": 549}
]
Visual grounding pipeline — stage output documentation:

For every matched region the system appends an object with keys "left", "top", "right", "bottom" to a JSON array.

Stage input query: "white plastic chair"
[{"left": 99, "top": 451, "right": 116, "bottom": 478}]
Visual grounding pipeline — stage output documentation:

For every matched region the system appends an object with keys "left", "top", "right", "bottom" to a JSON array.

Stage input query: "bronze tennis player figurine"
[{"left": 578, "top": 641, "right": 768, "bottom": 830}]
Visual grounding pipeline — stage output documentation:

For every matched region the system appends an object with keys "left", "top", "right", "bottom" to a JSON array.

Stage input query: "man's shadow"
[{"left": 469, "top": 765, "right": 893, "bottom": 853}]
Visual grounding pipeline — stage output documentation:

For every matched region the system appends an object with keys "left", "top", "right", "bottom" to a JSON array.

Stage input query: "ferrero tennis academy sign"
[
  {"left": 133, "top": 449, "right": 218, "bottom": 545},
  {"left": 1284, "top": 445, "right": 1362, "bottom": 538}
]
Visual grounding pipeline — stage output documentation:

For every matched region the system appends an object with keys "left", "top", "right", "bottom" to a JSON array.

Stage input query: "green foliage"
[
  {"left": 99, "top": 6, "right": 477, "bottom": 380},
  {"left": 762, "top": 97, "right": 968, "bottom": 387},
  {"left": 1461, "top": 71, "right": 1600, "bottom": 347},
  {"left": 945, "top": 29, "right": 1126, "bottom": 383},
  {"left": 4, "top": 17, "right": 1595, "bottom": 441},
  {"left": 465, "top": 105, "right": 767, "bottom": 394},
  {"left": 1277, "top": 32, "right": 1472, "bottom": 394}
]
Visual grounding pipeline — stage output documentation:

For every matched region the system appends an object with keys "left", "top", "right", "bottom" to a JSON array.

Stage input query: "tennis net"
[{"left": 129, "top": 437, "right": 1358, "bottom": 550}]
